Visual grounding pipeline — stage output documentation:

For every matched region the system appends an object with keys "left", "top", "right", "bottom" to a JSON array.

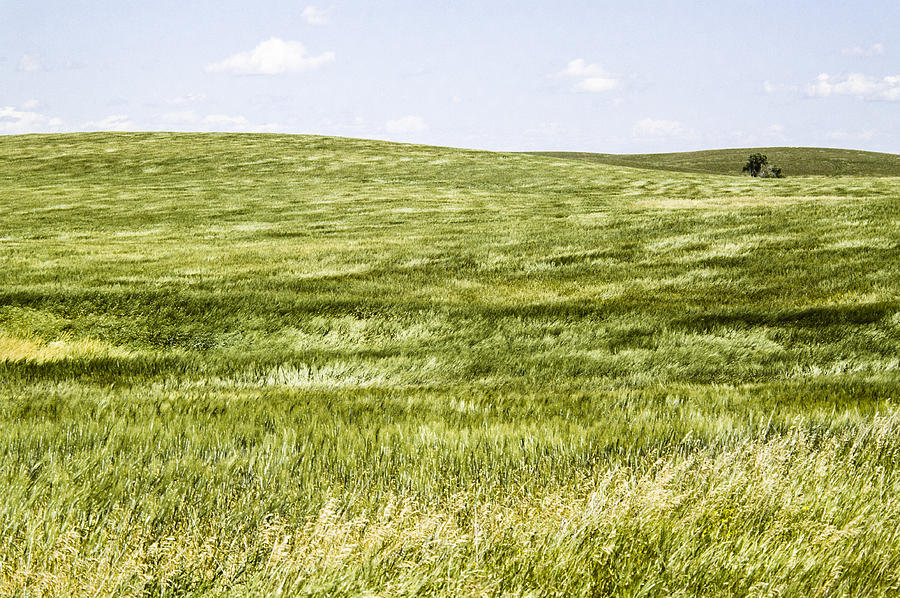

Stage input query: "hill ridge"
[{"left": 527, "top": 146, "right": 900, "bottom": 177}]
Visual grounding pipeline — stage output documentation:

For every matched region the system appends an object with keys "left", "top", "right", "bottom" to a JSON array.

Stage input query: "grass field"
[
  {"left": 530, "top": 147, "right": 900, "bottom": 177},
  {"left": 1, "top": 132, "right": 899, "bottom": 597}
]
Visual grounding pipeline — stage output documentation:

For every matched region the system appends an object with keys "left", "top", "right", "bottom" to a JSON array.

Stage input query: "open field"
[
  {"left": 530, "top": 147, "right": 900, "bottom": 177},
  {"left": 1, "top": 132, "right": 899, "bottom": 596}
]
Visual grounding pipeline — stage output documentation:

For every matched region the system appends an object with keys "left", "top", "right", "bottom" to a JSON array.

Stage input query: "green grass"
[
  {"left": 1, "top": 132, "right": 899, "bottom": 596},
  {"left": 529, "top": 146, "right": 900, "bottom": 177}
]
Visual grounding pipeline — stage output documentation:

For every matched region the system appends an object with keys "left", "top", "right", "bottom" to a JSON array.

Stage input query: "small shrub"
[{"left": 758, "top": 164, "right": 783, "bottom": 178}]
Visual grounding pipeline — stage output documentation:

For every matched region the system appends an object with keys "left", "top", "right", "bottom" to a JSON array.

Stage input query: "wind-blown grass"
[{"left": 1, "top": 133, "right": 898, "bottom": 596}]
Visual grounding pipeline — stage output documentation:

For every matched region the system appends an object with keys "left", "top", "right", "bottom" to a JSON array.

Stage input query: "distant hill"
[{"left": 528, "top": 147, "right": 900, "bottom": 177}]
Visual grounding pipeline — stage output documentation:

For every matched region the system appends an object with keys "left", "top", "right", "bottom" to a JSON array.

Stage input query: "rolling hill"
[
  {"left": 1, "top": 133, "right": 898, "bottom": 597},
  {"left": 529, "top": 146, "right": 900, "bottom": 177}
]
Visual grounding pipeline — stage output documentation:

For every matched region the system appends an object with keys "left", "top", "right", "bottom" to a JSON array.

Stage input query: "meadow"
[{"left": 1, "top": 132, "right": 899, "bottom": 597}]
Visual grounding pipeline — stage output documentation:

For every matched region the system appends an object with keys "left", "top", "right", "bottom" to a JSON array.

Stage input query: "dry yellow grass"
[{"left": 0, "top": 334, "right": 133, "bottom": 363}]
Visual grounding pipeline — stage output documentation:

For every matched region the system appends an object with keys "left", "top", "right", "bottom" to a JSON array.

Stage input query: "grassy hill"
[
  {"left": 530, "top": 146, "right": 900, "bottom": 177},
  {"left": 1, "top": 133, "right": 899, "bottom": 597}
]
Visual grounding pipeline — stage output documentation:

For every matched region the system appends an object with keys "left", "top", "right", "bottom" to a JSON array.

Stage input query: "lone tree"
[
  {"left": 742, "top": 153, "right": 768, "bottom": 177},
  {"left": 742, "top": 153, "right": 783, "bottom": 178}
]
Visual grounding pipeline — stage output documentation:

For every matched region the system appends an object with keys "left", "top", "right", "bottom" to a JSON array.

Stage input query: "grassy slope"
[
  {"left": 1, "top": 133, "right": 899, "bottom": 597},
  {"left": 529, "top": 146, "right": 900, "bottom": 177}
]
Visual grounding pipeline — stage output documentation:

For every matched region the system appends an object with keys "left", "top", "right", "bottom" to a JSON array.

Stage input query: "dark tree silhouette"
[{"left": 742, "top": 153, "right": 768, "bottom": 177}]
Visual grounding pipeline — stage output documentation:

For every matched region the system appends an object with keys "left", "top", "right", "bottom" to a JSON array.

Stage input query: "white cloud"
[
  {"left": 202, "top": 114, "right": 280, "bottom": 132},
  {"left": 806, "top": 73, "right": 900, "bottom": 101},
  {"left": 206, "top": 38, "right": 335, "bottom": 75},
  {"left": 0, "top": 105, "right": 63, "bottom": 133},
  {"left": 632, "top": 118, "right": 683, "bottom": 138},
  {"left": 202, "top": 114, "right": 249, "bottom": 127},
  {"left": 765, "top": 124, "right": 786, "bottom": 137},
  {"left": 842, "top": 43, "right": 885, "bottom": 57},
  {"left": 246, "top": 122, "right": 285, "bottom": 133},
  {"left": 161, "top": 110, "right": 198, "bottom": 124},
  {"left": 62, "top": 59, "right": 85, "bottom": 70},
  {"left": 826, "top": 129, "right": 878, "bottom": 141},
  {"left": 575, "top": 77, "right": 619, "bottom": 92},
  {"left": 301, "top": 6, "right": 330, "bottom": 25},
  {"left": 524, "top": 121, "right": 565, "bottom": 137},
  {"left": 156, "top": 111, "right": 285, "bottom": 132},
  {"left": 763, "top": 80, "right": 803, "bottom": 94},
  {"left": 167, "top": 93, "right": 207, "bottom": 105},
  {"left": 560, "top": 59, "right": 605, "bottom": 78},
  {"left": 82, "top": 115, "right": 134, "bottom": 131},
  {"left": 22, "top": 99, "right": 41, "bottom": 110},
  {"left": 559, "top": 59, "right": 620, "bottom": 93},
  {"left": 17, "top": 54, "right": 43, "bottom": 72},
  {"left": 385, "top": 115, "right": 427, "bottom": 135}
]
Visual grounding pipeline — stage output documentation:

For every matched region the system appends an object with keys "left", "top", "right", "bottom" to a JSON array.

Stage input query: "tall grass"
[{"left": 0, "top": 133, "right": 898, "bottom": 596}]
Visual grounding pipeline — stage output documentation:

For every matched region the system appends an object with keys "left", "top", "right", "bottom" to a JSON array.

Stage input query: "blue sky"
[{"left": 3, "top": 0, "right": 899, "bottom": 152}]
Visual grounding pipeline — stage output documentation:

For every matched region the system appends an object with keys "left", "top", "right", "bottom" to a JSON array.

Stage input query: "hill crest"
[{"left": 527, "top": 147, "right": 900, "bottom": 177}]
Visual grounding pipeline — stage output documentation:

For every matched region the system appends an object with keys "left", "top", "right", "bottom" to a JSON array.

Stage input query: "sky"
[{"left": 3, "top": 0, "right": 899, "bottom": 153}]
